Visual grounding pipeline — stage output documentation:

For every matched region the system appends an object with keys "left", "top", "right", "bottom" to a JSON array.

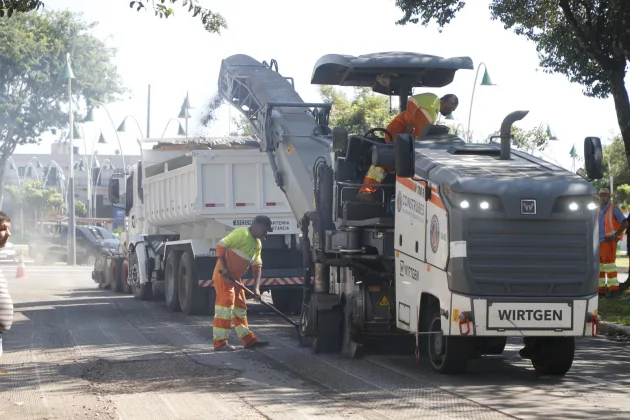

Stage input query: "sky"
[{"left": 16, "top": 0, "right": 629, "bottom": 171}]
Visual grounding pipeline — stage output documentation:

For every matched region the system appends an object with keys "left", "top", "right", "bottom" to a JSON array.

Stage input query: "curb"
[{"left": 599, "top": 321, "right": 630, "bottom": 337}]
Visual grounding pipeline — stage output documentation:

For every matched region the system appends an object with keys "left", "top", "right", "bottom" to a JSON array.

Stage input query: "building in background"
[{"left": 2, "top": 142, "right": 140, "bottom": 230}]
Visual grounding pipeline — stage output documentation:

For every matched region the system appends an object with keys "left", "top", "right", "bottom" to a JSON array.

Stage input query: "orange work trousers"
[
  {"left": 212, "top": 274, "right": 259, "bottom": 349},
  {"left": 599, "top": 240, "right": 619, "bottom": 294}
]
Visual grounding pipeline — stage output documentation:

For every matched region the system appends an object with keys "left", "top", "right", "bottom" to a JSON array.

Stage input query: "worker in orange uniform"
[
  {"left": 596, "top": 188, "right": 628, "bottom": 297},
  {"left": 212, "top": 215, "right": 273, "bottom": 351},
  {"left": 357, "top": 93, "right": 459, "bottom": 202}
]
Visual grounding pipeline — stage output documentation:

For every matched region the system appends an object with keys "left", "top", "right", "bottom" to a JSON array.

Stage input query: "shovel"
[{"left": 219, "top": 270, "right": 305, "bottom": 342}]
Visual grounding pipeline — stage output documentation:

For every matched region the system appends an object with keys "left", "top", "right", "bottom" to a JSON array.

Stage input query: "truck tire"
[
  {"left": 130, "top": 251, "right": 152, "bottom": 301},
  {"left": 178, "top": 251, "right": 205, "bottom": 316},
  {"left": 271, "top": 289, "right": 302, "bottom": 314},
  {"left": 165, "top": 251, "right": 181, "bottom": 312},
  {"left": 109, "top": 258, "right": 123, "bottom": 293},
  {"left": 427, "top": 304, "right": 469, "bottom": 374},
  {"left": 121, "top": 260, "right": 131, "bottom": 294},
  {"left": 531, "top": 337, "right": 575, "bottom": 375}
]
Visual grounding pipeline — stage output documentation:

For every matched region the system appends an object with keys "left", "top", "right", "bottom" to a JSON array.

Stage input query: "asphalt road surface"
[{"left": 1, "top": 264, "right": 630, "bottom": 420}]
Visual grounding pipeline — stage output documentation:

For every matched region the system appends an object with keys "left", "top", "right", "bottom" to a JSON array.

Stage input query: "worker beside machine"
[
  {"left": 357, "top": 93, "right": 459, "bottom": 202},
  {"left": 596, "top": 188, "right": 628, "bottom": 298},
  {"left": 212, "top": 215, "right": 273, "bottom": 351}
]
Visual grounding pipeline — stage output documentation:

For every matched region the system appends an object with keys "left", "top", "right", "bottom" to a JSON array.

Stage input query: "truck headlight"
[
  {"left": 479, "top": 201, "right": 490, "bottom": 210},
  {"left": 587, "top": 202, "right": 598, "bottom": 211},
  {"left": 445, "top": 190, "right": 503, "bottom": 212},
  {"left": 460, "top": 200, "right": 470, "bottom": 209},
  {"left": 569, "top": 202, "right": 579, "bottom": 211},
  {"left": 553, "top": 195, "right": 596, "bottom": 214}
]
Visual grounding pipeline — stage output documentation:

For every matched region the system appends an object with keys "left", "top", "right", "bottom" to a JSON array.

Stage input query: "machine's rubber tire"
[
  {"left": 531, "top": 337, "right": 575, "bottom": 375},
  {"left": 311, "top": 308, "right": 343, "bottom": 354},
  {"left": 177, "top": 251, "right": 205, "bottom": 316},
  {"left": 427, "top": 305, "right": 469, "bottom": 374},
  {"left": 271, "top": 288, "right": 302, "bottom": 314},
  {"left": 164, "top": 251, "right": 181, "bottom": 312},
  {"left": 485, "top": 337, "right": 507, "bottom": 355},
  {"left": 109, "top": 259, "right": 123, "bottom": 293},
  {"left": 121, "top": 260, "right": 131, "bottom": 294},
  {"left": 100, "top": 259, "right": 111, "bottom": 290},
  {"left": 130, "top": 251, "right": 152, "bottom": 301}
]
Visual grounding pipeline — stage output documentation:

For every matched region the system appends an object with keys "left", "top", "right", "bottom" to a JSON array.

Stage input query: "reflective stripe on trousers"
[
  {"left": 212, "top": 276, "right": 258, "bottom": 348},
  {"left": 599, "top": 240, "right": 619, "bottom": 293},
  {"left": 359, "top": 165, "right": 390, "bottom": 194}
]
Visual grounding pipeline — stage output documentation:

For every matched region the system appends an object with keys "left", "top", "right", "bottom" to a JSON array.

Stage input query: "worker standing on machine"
[
  {"left": 357, "top": 93, "right": 459, "bottom": 202},
  {"left": 596, "top": 188, "right": 628, "bottom": 298},
  {"left": 212, "top": 215, "right": 273, "bottom": 351}
]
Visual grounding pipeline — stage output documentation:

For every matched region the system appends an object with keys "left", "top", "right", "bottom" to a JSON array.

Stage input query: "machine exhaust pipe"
[{"left": 500, "top": 110, "right": 529, "bottom": 160}]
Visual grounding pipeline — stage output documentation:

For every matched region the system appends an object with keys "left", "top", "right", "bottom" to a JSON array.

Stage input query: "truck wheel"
[
  {"left": 531, "top": 337, "right": 575, "bottom": 375},
  {"left": 311, "top": 308, "right": 343, "bottom": 354},
  {"left": 178, "top": 251, "right": 204, "bottom": 316},
  {"left": 271, "top": 289, "right": 302, "bottom": 314},
  {"left": 164, "top": 251, "right": 181, "bottom": 312},
  {"left": 109, "top": 259, "right": 123, "bottom": 293},
  {"left": 121, "top": 260, "right": 131, "bottom": 294},
  {"left": 427, "top": 305, "right": 469, "bottom": 374},
  {"left": 130, "top": 251, "right": 152, "bottom": 301}
]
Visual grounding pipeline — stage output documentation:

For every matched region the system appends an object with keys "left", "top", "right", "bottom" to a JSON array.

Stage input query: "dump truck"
[
  {"left": 97, "top": 138, "right": 304, "bottom": 315},
  {"left": 217, "top": 52, "right": 604, "bottom": 374}
]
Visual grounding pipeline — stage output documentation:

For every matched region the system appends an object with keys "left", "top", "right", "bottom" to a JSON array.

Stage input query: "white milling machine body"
[
  {"left": 217, "top": 53, "right": 605, "bottom": 374},
  {"left": 108, "top": 139, "right": 305, "bottom": 315}
]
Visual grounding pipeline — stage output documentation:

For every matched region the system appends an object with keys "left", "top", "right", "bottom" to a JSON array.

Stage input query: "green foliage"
[
  {"left": 229, "top": 116, "right": 257, "bottom": 138},
  {"left": 392, "top": 0, "right": 630, "bottom": 162},
  {"left": 5, "top": 180, "right": 66, "bottom": 216},
  {"left": 596, "top": 134, "right": 630, "bottom": 205},
  {"left": 511, "top": 125, "right": 550, "bottom": 153},
  {"left": 0, "top": 10, "right": 124, "bottom": 202},
  {"left": 74, "top": 199, "right": 86, "bottom": 217},
  {"left": 0, "top": 0, "right": 226, "bottom": 34},
  {"left": 318, "top": 86, "right": 396, "bottom": 134}
]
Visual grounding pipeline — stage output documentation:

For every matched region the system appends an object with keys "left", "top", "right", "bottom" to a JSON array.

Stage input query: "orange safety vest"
[{"left": 599, "top": 204, "right": 623, "bottom": 240}]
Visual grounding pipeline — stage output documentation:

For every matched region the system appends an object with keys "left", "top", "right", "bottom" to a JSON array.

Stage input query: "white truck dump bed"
[{"left": 143, "top": 148, "right": 299, "bottom": 234}]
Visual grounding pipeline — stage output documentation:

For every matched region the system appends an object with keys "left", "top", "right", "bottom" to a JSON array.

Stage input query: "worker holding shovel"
[{"left": 212, "top": 215, "right": 272, "bottom": 352}]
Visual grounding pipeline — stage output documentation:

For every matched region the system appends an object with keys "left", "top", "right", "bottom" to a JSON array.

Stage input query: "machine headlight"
[
  {"left": 569, "top": 202, "right": 579, "bottom": 211},
  {"left": 553, "top": 195, "right": 595, "bottom": 214},
  {"left": 444, "top": 190, "right": 503, "bottom": 212},
  {"left": 587, "top": 202, "right": 598, "bottom": 211}
]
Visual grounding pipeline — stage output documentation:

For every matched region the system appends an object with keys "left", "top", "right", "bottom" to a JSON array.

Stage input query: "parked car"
[
  {"left": 0, "top": 242, "right": 18, "bottom": 263},
  {"left": 28, "top": 226, "right": 120, "bottom": 265}
]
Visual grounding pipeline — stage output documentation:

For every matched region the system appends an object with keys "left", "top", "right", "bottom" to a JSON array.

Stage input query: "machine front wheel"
[
  {"left": 531, "top": 337, "right": 575, "bottom": 375},
  {"left": 427, "top": 307, "right": 469, "bottom": 374}
]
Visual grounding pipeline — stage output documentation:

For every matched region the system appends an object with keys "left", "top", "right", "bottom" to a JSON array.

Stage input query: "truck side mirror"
[
  {"left": 584, "top": 137, "right": 604, "bottom": 180},
  {"left": 395, "top": 133, "right": 415, "bottom": 178},
  {"left": 108, "top": 178, "right": 120, "bottom": 204}
]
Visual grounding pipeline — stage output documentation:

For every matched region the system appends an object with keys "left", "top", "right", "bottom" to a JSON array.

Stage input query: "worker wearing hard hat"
[
  {"left": 596, "top": 188, "right": 628, "bottom": 297},
  {"left": 357, "top": 93, "right": 459, "bottom": 202},
  {"left": 212, "top": 215, "right": 273, "bottom": 351}
]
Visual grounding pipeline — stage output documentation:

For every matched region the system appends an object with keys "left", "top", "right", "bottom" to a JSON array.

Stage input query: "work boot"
[
  {"left": 214, "top": 343, "right": 237, "bottom": 352},
  {"left": 609, "top": 290, "right": 620, "bottom": 299},
  {"left": 244, "top": 341, "right": 270, "bottom": 350},
  {"left": 356, "top": 192, "right": 376, "bottom": 202}
]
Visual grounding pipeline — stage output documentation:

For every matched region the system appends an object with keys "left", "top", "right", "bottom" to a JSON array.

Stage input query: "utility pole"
[{"left": 62, "top": 53, "right": 77, "bottom": 265}]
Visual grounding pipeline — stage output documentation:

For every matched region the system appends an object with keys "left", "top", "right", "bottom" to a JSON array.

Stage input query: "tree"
[
  {"left": 0, "top": 10, "right": 125, "bottom": 206},
  {"left": 229, "top": 116, "right": 257, "bottom": 137},
  {"left": 5, "top": 180, "right": 66, "bottom": 228},
  {"left": 499, "top": 125, "right": 550, "bottom": 154},
  {"left": 393, "top": 1, "right": 630, "bottom": 165},
  {"left": 597, "top": 134, "right": 630, "bottom": 205},
  {"left": 318, "top": 86, "right": 396, "bottom": 134},
  {"left": 0, "top": 0, "right": 227, "bottom": 34},
  {"left": 74, "top": 200, "right": 87, "bottom": 217}
]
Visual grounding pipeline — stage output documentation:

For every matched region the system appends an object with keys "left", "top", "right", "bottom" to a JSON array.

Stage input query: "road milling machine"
[{"left": 217, "top": 52, "right": 605, "bottom": 374}]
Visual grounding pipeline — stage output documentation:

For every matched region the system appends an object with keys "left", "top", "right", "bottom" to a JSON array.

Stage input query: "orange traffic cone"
[{"left": 15, "top": 252, "right": 26, "bottom": 279}]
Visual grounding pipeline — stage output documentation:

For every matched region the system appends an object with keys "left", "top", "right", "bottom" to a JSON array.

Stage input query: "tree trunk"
[{"left": 609, "top": 69, "right": 630, "bottom": 168}]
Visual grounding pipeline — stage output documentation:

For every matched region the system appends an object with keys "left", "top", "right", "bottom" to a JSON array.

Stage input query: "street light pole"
[
  {"left": 62, "top": 52, "right": 77, "bottom": 265},
  {"left": 466, "top": 62, "right": 495, "bottom": 143}
]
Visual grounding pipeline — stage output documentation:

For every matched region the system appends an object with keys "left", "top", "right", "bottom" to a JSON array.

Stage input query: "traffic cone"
[{"left": 15, "top": 252, "right": 26, "bottom": 279}]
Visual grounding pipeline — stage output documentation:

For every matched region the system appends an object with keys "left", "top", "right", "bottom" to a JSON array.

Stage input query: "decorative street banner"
[{"left": 113, "top": 208, "right": 125, "bottom": 231}]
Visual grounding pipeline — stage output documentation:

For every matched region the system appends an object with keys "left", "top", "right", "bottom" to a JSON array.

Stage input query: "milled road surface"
[{"left": 1, "top": 264, "right": 630, "bottom": 419}]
